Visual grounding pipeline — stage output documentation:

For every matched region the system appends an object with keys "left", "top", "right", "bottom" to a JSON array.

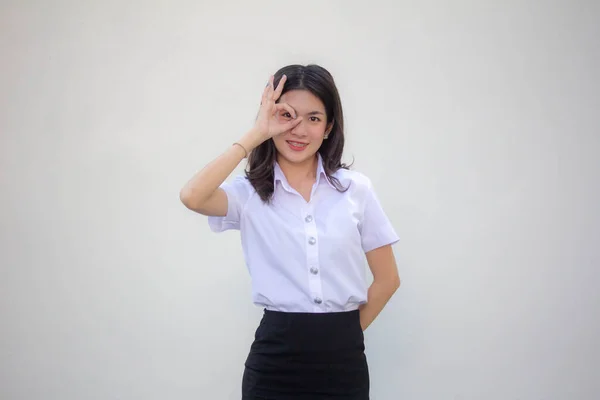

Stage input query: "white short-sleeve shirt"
[{"left": 208, "top": 154, "right": 399, "bottom": 313}]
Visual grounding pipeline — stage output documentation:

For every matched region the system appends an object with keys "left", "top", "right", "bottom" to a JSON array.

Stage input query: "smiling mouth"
[{"left": 286, "top": 140, "right": 308, "bottom": 151}]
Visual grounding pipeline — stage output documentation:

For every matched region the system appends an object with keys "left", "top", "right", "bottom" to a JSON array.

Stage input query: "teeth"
[{"left": 288, "top": 141, "right": 307, "bottom": 147}]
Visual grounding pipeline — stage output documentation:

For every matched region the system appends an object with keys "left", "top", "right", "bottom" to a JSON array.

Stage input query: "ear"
[{"left": 324, "top": 120, "right": 334, "bottom": 139}]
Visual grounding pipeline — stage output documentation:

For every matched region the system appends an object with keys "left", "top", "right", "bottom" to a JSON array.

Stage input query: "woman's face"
[{"left": 272, "top": 89, "right": 332, "bottom": 165}]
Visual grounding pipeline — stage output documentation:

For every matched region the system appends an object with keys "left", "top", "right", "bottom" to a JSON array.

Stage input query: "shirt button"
[
  {"left": 313, "top": 297, "right": 322, "bottom": 304},
  {"left": 308, "top": 237, "right": 316, "bottom": 245},
  {"left": 305, "top": 215, "right": 313, "bottom": 223},
  {"left": 310, "top": 267, "right": 319, "bottom": 275}
]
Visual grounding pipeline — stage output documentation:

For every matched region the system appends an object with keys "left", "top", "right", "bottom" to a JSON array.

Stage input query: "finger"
[
  {"left": 261, "top": 76, "right": 273, "bottom": 102},
  {"left": 267, "top": 75, "right": 275, "bottom": 98},
  {"left": 286, "top": 116, "right": 303, "bottom": 129},
  {"left": 274, "top": 102, "right": 297, "bottom": 119},
  {"left": 273, "top": 74, "right": 286, "bottom": 100}
]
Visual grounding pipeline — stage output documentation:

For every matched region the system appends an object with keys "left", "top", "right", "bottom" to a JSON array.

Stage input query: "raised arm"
[
  {"left": 179, "top": 130, "right": 260, "bottom": 216},
  {"left": 179, "top": 74, "right": 302, "bottom": 216}
]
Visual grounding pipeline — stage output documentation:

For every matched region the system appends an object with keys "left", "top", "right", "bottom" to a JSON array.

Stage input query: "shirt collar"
[{"left": 273, "top": 153, "right": 336, "bottom": 190}]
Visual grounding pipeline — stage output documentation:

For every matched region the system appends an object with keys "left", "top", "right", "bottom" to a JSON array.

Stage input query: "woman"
[{"left": 180, "top": 64, "right": 400, "bottom": 399}]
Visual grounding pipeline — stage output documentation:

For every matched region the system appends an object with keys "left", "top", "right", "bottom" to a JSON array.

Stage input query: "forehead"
[{"left": 279, "top": 90, "right": 325, "bottom": 114}]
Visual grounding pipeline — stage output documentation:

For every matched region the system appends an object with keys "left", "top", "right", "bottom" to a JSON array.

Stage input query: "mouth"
[{"left": 286, "top": 140, "right": 309, "bottom": 151}]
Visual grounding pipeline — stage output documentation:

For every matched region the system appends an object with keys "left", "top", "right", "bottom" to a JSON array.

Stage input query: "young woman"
[{"left": 180, "top": 64, "right": 400, "bottom": 399}]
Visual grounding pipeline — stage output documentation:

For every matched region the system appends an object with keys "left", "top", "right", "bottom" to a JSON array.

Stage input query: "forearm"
[
  {"left": 179, "top": 129, "right": 262, "bottom": 208},
  {"left": 359, "top": 278, "right": 400, "bottom": 331}
]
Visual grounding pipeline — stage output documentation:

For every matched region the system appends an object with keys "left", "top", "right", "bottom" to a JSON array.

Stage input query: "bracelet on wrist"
[{"left": 232, "top": 142, "right": 248, "bottom": 158}]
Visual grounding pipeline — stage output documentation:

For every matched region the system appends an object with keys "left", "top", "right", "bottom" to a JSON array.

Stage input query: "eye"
[
  {"left": 309, "top": 116, "right": 321, "bottom": 122},
  {"left": 280, "top": 112, "right": 293, "bottom": 119}
]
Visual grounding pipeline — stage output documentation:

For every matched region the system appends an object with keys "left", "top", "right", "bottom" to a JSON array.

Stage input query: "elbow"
[
  {"left": 387, "top": 272, "right": 401, "bottom": 293},
  {"left": 179, "top": 187, "right": 190, "bottom": 207},
  {"left": 179, "top": 186, "right": 197, "bottom": 210},
  {"left": 180, "top": 186, "right": 215, "bottom": 215},
  {"left": 392, "top": 275, "right": 401, "bottom": 291},
  {"left": 374, "top": 273, "right": 401, "bottom": 293}
]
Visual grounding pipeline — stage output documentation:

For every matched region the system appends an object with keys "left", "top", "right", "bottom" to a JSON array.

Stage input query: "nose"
[{"left": 290, "top": 118, "right": 307, "bottom": 137}]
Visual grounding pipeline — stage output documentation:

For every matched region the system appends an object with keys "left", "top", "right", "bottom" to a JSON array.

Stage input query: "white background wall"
[{"left": 1, "top": 1, "right": 599, "bottom": 399}]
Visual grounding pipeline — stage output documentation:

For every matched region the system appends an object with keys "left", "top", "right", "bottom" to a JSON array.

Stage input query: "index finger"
[{"left": 273, "top": 74, "right": 287, "bottom": 100}]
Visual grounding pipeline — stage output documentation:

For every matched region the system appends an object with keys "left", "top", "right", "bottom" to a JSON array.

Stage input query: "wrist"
[{"left": 238, "top": 128, "right": 266, "bottom": 153}]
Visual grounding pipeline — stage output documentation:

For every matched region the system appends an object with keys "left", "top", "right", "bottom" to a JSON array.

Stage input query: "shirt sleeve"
[
  {"left": 207, "top": 175, "right": 252, "bottom": 232},
  {"left": 359, "top": 178, "right": 400, "bottom": 252}
]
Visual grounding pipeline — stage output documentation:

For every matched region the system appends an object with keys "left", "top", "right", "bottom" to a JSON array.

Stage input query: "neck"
[{"left": 277, "top": 154, "right": 319, "bottom": 183}]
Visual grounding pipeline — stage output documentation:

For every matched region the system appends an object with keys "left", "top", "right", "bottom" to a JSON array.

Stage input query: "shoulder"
[
  {"left": 230, "top": 174, "right": 253, "bottom": 187},
  {"left": 329, "top": 168, "right": 378, "bottom": 212},
  {"left": 224, "top": 174, "right": 254, "bottom": 190},
  {"left": 222, "top": 174, "right": 256, "bottom": 202},
  {"left": 332, "top": 167, "right": 374, "bottom": 194}
]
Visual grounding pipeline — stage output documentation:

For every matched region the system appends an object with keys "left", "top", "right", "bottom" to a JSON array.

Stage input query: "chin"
[{"left": 281, "top": 150, "right": 316, "bottom": 164}]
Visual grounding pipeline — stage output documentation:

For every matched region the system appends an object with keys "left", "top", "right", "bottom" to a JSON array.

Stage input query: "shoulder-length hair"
[{"left": 245, "top": 64, "right": 350, "bottom": 202}]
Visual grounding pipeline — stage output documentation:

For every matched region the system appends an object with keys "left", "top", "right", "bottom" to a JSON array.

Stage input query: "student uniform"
[{"left": 208, "top": 153, "right": 399, "bottom": 399}]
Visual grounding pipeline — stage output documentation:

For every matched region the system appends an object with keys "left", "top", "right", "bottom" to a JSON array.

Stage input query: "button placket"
[{"left": 303, "top": 205, "right": 323, "bottom": 309}]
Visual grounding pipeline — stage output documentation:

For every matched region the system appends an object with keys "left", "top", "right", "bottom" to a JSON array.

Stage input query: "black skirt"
[{"left": 242, "top": 309, "right": 369, "bottom": 399}]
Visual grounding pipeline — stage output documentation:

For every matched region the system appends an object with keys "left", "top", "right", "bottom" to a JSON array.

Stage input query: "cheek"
[
  {"left": 272, "top": 135, "right": 287, "bottom": 149},
  {"left": 307, "top": 124, "right": 327, "bottom": 141}
]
